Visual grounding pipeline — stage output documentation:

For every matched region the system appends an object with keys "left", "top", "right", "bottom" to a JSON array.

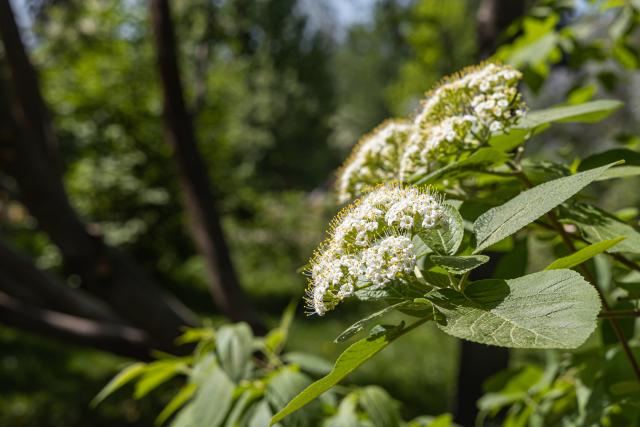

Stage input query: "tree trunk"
[
  {"left": 476, "top": 0, "right": 527, "bottom": 59},
  {"left": 0, "top": 0, "right": 196, "bottom": 353},
  {"left": 149, "top": 0, "right": 265, "bottom": 333}
]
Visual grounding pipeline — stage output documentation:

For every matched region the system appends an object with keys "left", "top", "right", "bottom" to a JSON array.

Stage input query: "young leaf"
[
  {"left": 421, "top": 204, "right": 464, "bottom": 255},
  {"left": 430, "top": 255, "right": 490, "bottom": 275},
  {"left": 270, "top": 321, "right": 427, "bottom": 425},
  {"left": 135, "top": 360, "right": 185, "bottom": 399},
  {"left": 335, "top": 301, "right": 409, "bottom": 343},
  {"left": 428, "top": 270, "right": 601, "bottom": 348},
  {"left": 91, "top": 362, "right": 146, "bottom": 407},
  {"left": 544, "top": 237, "right": 626, "bottom": 270},
  {"left": 473, "top": 162, "right": 619, "bottom": 253},
  {"left": 155, "top": 383, "right": 197, "bottom": 426},
  {"left": 516, "top": 99, "right": 623, "bottom": 129}
]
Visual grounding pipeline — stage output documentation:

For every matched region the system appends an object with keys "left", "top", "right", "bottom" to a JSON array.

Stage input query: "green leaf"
[
  {"left": 597, "top": 165, "right": 640, "bottom": 181},
  {"left": 266, "top": 367, "right": 316, "bottom": 426},
  {"left": 323, "top": 394, "right": 366, "bottom": 427},
  {"left": 216, "top": 323, "right": 254, "bottom": 382},
  {"left": 270, "top": 321, "right": 425, "bottom": 425},
  {"left": 135, "top": 360, "right": 185, "bottom": 399},
  {"left": 428, "top": 270, "right": 601, "bottom": 348},
  {"left": 335, "top": 301, "right": 409, "bottom": 343},
  {"left": 175, "top": 327, "right": 215, "bottom": 345},
  {"left": 282, "top": 352, "right": 334, "bottom": 376},
  {"left": 191, "top": 365, "right": 235, "bottom": 427},
  {"left": 358, "top": 386, "right": 401, "bottom": 427},
  {"left": 224, "top": 389, "right": 261, "bottom": 427},
  {"left": 421, "top": 204, "right": 464, "bottom": 255},
  {"left": 578, "top": 148, "right": 640, "bottom": 171},
  {"left": 156, "top": 383, "right": 197, "bottom": 426},
  {"left": 517, "top": 100, "right": 623, "bottom": 129},
  {"left": 560, "top": 204, "right": 640, "bottom": 254},
  {"left": 414, "top": 148, "right": 509, "bottom": 185},
  {"left": 430, "top": 255, "right": 490, "bottom": 275},
  {"left": 473, "top": 162, "right": 619, "bottom": 253},
  {"left": 91, "top": 362, "right": 146, "bottom": 407},
  {"left": 265, "top": 301, "right": 297, "bottom": 356},
  {"left": 248, "top": 400, "right": 273, "bottom": 427},
  {"left": 170, "top": 403, "right": 194, "bottom": 427},
  {"left": 545, "top": 237, "right": 626, "bottom": 270}
]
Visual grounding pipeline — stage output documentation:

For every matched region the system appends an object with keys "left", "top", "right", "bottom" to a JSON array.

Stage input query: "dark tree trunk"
[
  {"left": 0, "top": 0, "right": 196, "bottom": 353},
  {"left": 149, "top": 0, "right": 265, "bottom": 333}
]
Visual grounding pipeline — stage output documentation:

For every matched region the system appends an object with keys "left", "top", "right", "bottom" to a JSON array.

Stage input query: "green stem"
[{"left": 458, "top": 271, "right": 471, "bottom": 292}]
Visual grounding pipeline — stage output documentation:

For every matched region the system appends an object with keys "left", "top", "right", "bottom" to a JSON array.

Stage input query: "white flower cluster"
[
  {"left": 337, "top": 120, "right": 411, "bottom": 203},
  {"left": 402, "top": 63, "right": 525, "bottom": 180},
  {"left": 399, "top": 115, "right": 476, "bottom": 180},
  {"left": 335, "top": 63, "right": 526, "bottom": 198},
  {"left": 307, "top": 185, "right": 444, "bottom": 315}
]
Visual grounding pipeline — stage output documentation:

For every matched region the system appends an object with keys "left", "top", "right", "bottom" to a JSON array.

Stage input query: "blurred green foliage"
[{"left": 3, "top": 0, "right": 640, "bottom": 426}]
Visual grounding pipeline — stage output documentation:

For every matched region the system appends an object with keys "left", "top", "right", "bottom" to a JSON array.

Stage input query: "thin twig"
[{"left": 599, "top": 310, "right": 640, "bottom": 318}]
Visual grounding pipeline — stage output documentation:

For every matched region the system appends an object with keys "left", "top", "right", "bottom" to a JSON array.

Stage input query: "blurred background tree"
[{"left": 1, "top": 0, "right": 639, "bottom": 426}]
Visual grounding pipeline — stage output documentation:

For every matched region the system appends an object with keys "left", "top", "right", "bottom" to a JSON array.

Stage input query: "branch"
[
  {"left": 0, "top": 0, "right": 197, "bottom": 351},
  {"left": 0, "top": 239, "right": 124, "bottom": 323},
  {"left": 600, "top": 310, "right": 640, "bottom": 318},
  {"left": 149, "top": 0, "right": 265, "bottom": 333},
  {"left": 0, "top": 291, "right": 152, "bottom": 360}
]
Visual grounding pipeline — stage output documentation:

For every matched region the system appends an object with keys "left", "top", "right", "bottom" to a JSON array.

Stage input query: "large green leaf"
[
  {"left": 560, "top": 204, "right": 640, "bottom": 254},
  {"left": 473, "top": 162, "right": 618, "bottom": 253},
  {"left": 545, "top": 237, "right": 626, "bottom": 270},
  {"left": 428, "top": 270, "right": 601, "bottom": 348},
  {"left": 270, "top": 321, "right": 426, "bottom": 425},
  {"left": 421, "top": 204, "right": 464, "bottom": 255},
  {"left": 224, "top": 389, "right": 261, "bottom": 427},
  {"left": 190, "top": 365, "right": 235, "bottom": 427},
  {"left": 216, "top": 323, "right": 254, "bottom": 382},
  {"left": 516, "top": 100, "right": 623, "bottom": 129},
  {"left": 358, "top": 386, "right": 401, "bottom": 427},
  {"left": 266, "top": 367, "right": 316, "bottom": 427},
  {"left": 430, "top": 255, "right": 490, "bottom": 275},
  {"left": 91, "top": 362, "right": 146, "bottom": 407}
]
